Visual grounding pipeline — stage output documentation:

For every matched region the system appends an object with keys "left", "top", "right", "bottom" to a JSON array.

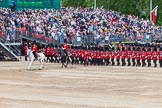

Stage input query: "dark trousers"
[
  {"left": 111, "top": 58, "right": 115, "bottom": 66},
  {"left": 121, "top": 59, "right": 126, "bottom": 66},
  {"left": 55, "top": 56, "right": 60, "bottom": 63},
  {"left": 50, "top": 56, "right": 54, "bottom": 62},
  {"left": 147, "top": 59, "right": 151, "bottom": 67},
  {"left": 25, "top": 55, "right": 28, "bottom": 61},
  {"left": 136, "top": 60, "right": 141, "bottom": 66},
  {"left": 116, "top": 58, "right": 120, "bottom": 66},
  {"left": 75, "top": 57, "right": 79, "bottom": 64},
  {"left": 153, "top": 60, "right": 157, "bottom": 67},
  {"left": 127, "top": 58, "right": 131, "bottom": 66},
  {"left": 84, "top": 59, "right": 88, "bottom": 66},
  {"left": 105, "top": 59, "right": 110, "bottom": 66},
  {"left": 142, "top": 59, "right": 146, "bottom": 67},
  {"left": 132, "top": 58, "right": 136, "bottom": 66},
  {"left": 94, "top": 58, "right": 97, "bottom": 65},
  {"left": 33, "top": 52, "right": 37, "bottom": 60},
  {"left": 159, "top": 60, "right": 162, "bottom": 67}
]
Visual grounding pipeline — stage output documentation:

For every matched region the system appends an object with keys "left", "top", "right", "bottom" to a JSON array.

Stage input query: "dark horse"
[{"left": 60, "top": 49, "right": 74, "bottom": 68}]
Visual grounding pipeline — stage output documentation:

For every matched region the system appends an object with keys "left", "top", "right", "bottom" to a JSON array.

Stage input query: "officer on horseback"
[
  {"left": 32, "top": 41, "right": 38, "bottom": 61},
  {"left": 60, "top": 45, "right": 68, "bottom": 68}
]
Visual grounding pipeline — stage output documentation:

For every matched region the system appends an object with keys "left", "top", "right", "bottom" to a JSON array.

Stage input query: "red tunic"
[
  {"left": 127, "top": 51, "right": 131, "bottom": 59},
  {"left": 141, "top": 51, "right": 146, "bottom": 60},
  {"left": 159, "top": 51, "right": 162, "bottom": 60},
  {"left": 49, "top": 47, "right": 53, "bottom": 56},
  {"left": 121, "top": 52, "right": 126, "bottom": 59},
  {"left": 32, "top": 45, "right": 38, "bottom": 53},
  {"left": 83, "top": 51, "right": 88, "bottom": 60},
  {"left": 115, "top": 51, "right": 120, "bottom": 59},
  {"left": 46, "top": 47, "right": 50, "bottom": 56},
  {"left": 152, "top": 52, "right": 157, "bottom": 60},
  {"left": 53, "top": 48, "right": 57, "bottom": 56},
  {"left": 131, "top": 51, "right": 136, "bottom": 59}
]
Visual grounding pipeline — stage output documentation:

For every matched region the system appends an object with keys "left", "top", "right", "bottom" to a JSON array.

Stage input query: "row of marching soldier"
[{"left": 24, "top": 42, "right": 162, "bottom": 67}]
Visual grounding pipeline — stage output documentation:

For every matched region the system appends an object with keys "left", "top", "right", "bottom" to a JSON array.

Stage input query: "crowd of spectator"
[{"left": 0, "top": 7, "right": 162, "bottom": 45}]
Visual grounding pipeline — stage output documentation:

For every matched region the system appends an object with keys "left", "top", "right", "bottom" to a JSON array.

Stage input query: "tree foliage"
[{"left": 62, "top": 0, "right": 162, "bottom": 25}]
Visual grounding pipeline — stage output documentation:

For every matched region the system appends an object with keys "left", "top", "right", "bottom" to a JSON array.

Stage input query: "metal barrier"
[{"left": 1, "top": 28, "right": 161, "bottom": 46}]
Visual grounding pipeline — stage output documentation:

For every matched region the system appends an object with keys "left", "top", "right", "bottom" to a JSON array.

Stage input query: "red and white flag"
[{"left": 151, "top": 6, "right": 158, "bottom": 25}]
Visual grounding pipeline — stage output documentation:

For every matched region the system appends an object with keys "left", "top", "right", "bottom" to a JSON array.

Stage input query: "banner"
[{"left": 151, "top": 6, "right": 158, "bottom": 25}]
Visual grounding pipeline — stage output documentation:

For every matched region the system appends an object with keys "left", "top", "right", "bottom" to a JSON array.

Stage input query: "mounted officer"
[
  {"left": 60, "top": 45, "right": 68, "bottom": 68},
  {"left": 32, "top": 41, "right": 38, "bottom": 61}
]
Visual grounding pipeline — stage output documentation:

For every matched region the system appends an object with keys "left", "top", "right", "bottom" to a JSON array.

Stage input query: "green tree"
[{"left": 62, "top": 0, "right": 162, "bottom": 25}]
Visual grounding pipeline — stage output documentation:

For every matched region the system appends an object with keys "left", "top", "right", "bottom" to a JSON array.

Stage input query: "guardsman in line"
[
  {"left": 115, "top": 47, "right": 120, "bottom": 66},
  {"left": 100, "top": 50, "right": 104, "bottom": 65},
  {"left": 79, "top": 47, "right": 84, "bottom": 64},
  {"left": 152, "top": 47, "right": 157, "bottom": 67},
  {"left": 83, "top": 48, "right": 89, "bottom": 66},
  {"left": 94, "top": 50, "right": 98, "bottom": 65},
  {"left": 104, "top": 50, "right": 110, "bottom": 66},
  {"left": 127, "top": 47, "right": 131, "bottom": 66},
  {"left": 159, "top": 47, "right": 162, "bottom": 67},
  {"left": 73, "top": 46, "right": 77, "bottom": 64},
  {"left": 121, "top": 47, "right": 126, "bottom": 66},
  {"left": 88, "top": 47, "right": 93, "bottom": 65},
  {"left": 146, "top": 48, "right": 152, "bottom": 67},
  {"left": 110, "top": 47, "right": 115, "bottom": 66},
  {"left": 55, "top": 45, "right": 60, "bottom": 63},
  {"left": 23, "top": 42, "right": 28, "bottom": 61},
  {"left": 49, "top": 45, "right": 54, "bottom": 62},
  {"left": 76, "top": 46, "right": 80, "bottom": 64},
  {"left": 99, "top": 50, "right": 103, "bottom": 65},
  {"left": 40, "top": 45, "right": 46, "bottom": 55},
  {"left": 46, "top": 44, "right": 51, "bottom": 62},
  {"left": 52, "top": 45, "right": 57, "bottom": 63},
  {"left": 136, "top": 47, "right": 141, "bottom": 67},
  {"left": 97, "top": 50, "right": 100, "bottom": 65},
  {"left": 131, "top": 47, "right": 136, "bottom": 66},
  {"left": 141, "top": 48, "right": 146, "bottom": 67}
]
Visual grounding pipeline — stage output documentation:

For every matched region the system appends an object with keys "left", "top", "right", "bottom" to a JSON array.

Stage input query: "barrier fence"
[{"left": 0, "top": 28, "right": 161, "bottom": 46}]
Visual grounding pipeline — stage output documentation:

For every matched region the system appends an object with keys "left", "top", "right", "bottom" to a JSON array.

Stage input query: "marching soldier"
[
  {"left": 121, "top": 47, "right": 126, "bottom": 66},
  {"left": 159, "top": 47, "right": 162, "bottom": 67},
  {"left": 115, "top": 47, "right": 120, "bottom": 66},
  {"left": 83, "top": 49, "right": 89, "bottom": 66},
  {"left": 141, "top": 48, "right": 146, "bottom": 67},
  {"left": 136, "top": 48, "right": 141, "bottom": 67},
  {"left": 45, "top": 44, "right": 50, "bottom": 62},
  {"left": 152, "top": 47, "right": 157, "bottom": 67},
  {"left": 79, "top": 48, "right": 84, "bottom": 64},
  {"left": 146, "top": 48, "right": 152, "bottom": 67},
  {"left": 52, "top": 45, "right": 57, "bottom": 63},
  {"left": 131, "top": 47, "right": 136, "bottom": 66},
  {"left": 23, "top": 42, "right": 28, "bottom": 61},
  {"left": 88, "top": 47, "right": 93, "bottom": 65},
  {"left": 127, "top": 47, "right": 131, "bottom": 66},
  {"left": 49, "top": 45, "right": 54, "bottom": 62},
  {"left": 110, "top": 47, "right": 115, "bottom": 66},
  {"left": 94, "top": 50, "right": 98, "bottom": 65}
]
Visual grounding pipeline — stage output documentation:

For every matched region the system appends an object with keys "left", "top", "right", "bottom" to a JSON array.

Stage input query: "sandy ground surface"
[{"left": 0, "top": 59, "right": 162, "bottom": 108}]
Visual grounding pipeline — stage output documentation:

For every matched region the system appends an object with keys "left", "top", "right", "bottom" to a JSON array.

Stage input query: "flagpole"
[
  {"left": 150, "top": 0, "right": 152, "bottom": 22},
  {"left": 151, "top": 5, "right": 158, "bottom": 13},
  {"left": 94, "top": 0, "right": 96, "bottom": 9}
]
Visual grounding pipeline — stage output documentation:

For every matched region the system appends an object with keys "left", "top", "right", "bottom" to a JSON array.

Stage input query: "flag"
[{"left": 152, "top": 6, "right": 158, "bottom": 25}]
